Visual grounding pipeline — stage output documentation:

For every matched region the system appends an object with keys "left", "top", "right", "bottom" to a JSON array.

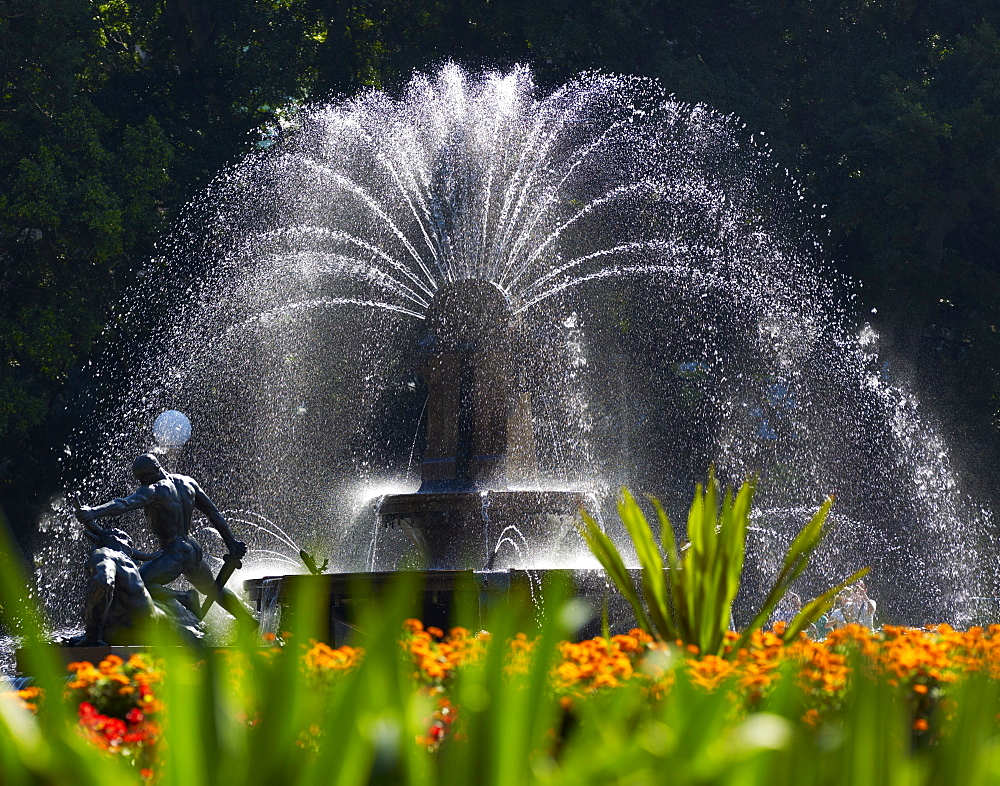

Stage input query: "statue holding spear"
[{"left": 72, "top": 453, "right": 258, "bottom": 632}]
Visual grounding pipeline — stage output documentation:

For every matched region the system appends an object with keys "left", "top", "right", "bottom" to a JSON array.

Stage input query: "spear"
[{"left": 198, "top": 551, "right": 243, "bottom": 620}]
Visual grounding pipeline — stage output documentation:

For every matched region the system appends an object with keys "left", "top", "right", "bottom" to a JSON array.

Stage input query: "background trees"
[{"left": 2, "top": 0, "right": 997, "bottom": 537}]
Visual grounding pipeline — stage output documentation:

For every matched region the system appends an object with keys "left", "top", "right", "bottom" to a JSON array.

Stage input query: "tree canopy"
[{"left": 2, "top": 0, "right": 998, "bottom": 535}]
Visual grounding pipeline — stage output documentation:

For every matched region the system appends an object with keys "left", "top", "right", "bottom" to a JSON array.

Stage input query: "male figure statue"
[{"left": 74, "top": 453, "right": 257, "bottom": 630}]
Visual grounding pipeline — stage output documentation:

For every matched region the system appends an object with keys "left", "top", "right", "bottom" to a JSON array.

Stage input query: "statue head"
[
  {"left": 81, "top": 521, "right": 133, "bottom": 555},
  {"left": 132, "top": 453, "right": 167, "bottom": 485},
  {"left": 91, "top": 526, "right": 134, "bottom": 555}
]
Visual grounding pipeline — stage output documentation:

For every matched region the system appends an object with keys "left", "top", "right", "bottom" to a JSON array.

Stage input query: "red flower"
[{"left": 103, "top": 718, "right": 127, "bottom": 744}]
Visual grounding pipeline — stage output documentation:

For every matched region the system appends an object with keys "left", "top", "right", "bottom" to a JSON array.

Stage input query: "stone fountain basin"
[{"left": 244, "top": 567, "right": 640, "bottom": 646}]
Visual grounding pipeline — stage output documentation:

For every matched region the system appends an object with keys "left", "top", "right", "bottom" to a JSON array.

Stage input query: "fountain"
[{"left": 39, "top": 63, "right": 996, "bottom": 639}]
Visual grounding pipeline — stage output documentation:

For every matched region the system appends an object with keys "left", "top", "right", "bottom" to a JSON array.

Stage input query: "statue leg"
[
  {"left": 139, "top": 547, "right": 191, "bottom": 597},
  {"left": 185, "top": 560, "right": 259, "bottom": 629}
]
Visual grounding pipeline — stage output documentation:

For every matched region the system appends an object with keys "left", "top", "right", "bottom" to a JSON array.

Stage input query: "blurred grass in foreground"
[{"left": 3, "top": 512, "right": 1000, "bottom": 784}]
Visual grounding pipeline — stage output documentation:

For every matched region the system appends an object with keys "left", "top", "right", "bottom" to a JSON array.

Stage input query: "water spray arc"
[{"left": 49, "top": 63, "right": 994, "bottom": 630}]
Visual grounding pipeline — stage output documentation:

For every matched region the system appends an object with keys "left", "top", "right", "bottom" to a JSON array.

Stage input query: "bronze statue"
[
  {"left": 70, "top": 520, "right": 203, "bottom": 646},
  {"left": 73, "top": 454, "right": 258, "bottom": 631}
]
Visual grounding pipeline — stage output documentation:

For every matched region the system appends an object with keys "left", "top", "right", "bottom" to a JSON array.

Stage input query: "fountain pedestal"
[
  {"left": 378, "top": 279, "right": 590, "bottom": 569},
  {"left": 241, "top": 280, "right": 604, "bottom": 637},
  {"left": 379, "top": 489, "right": 586, "bottom": 570}
]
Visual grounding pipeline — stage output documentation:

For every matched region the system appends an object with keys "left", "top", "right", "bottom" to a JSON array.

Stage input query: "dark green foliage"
[
  {"left": 2, "top": 0, "right": 999, "bottom": 540},
  {"left": 0, "top": 0, "right": 331, "bottom": 534}
]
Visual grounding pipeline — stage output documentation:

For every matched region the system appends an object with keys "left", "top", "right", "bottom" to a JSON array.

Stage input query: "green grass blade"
[
  {"left": 650, "top": 497, "right": 678, "bottom": 573},
  {"left": 731, "top": 498, "right": 850, "bottom": 652},
  {"left": 719, "top": 480, "right": 752, "bottom": 630},
  {"left": 578, "top": 510, "right": 654, "bottom": 635},
  {"left": 649, "top": 497, "right": 680, "bottom": 639},
  {"left": 784, "top": 566, "right": 870, "bottom": 641},
  {"left": 681, "top": 483, "right": 706, "bottom": 642},
  {"left": 617, "top": 491, "right": 672, "bottom": 639},
  {"left": 775, "top": 496, "right": 833, "bottom": 582}
]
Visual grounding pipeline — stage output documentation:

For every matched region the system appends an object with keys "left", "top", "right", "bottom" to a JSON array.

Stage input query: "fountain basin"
[{"left": 244, "top": 567, "right": 640, "bottom": 645}]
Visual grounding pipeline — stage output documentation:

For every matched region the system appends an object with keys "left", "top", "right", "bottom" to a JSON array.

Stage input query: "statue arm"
[
  {"left": 77, "top": 487, "right": 156, "bottom": 521},
  {"left": 193, "top": 485, "right": 247, "bottom": 558}
]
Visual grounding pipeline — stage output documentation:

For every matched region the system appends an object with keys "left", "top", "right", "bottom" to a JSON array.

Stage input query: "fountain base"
[{"left": 244, "top": 568, "right": 640, "bottom": 646}]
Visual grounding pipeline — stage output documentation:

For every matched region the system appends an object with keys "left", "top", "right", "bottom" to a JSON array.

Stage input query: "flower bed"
[{"left": 12, "top": 620, "right": 1000, "bottom": 783}]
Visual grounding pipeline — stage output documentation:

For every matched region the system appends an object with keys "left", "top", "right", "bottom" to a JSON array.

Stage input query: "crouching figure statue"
[{"left": 68, "top": 518, "right": 204, "bottom": 646}]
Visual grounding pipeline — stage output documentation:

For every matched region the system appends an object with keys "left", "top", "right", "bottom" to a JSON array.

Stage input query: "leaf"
[
  {"left": 577, "top": 510, "right": 654, "bottom": 634},
  {"left": 579, "top": 472, "right": 867, "bottom": 660},
  {"left": 617, "top": 490, "right": 672, "bottom": 639},
  {"left": 783, "top": 566, "right": 871, "bottom": 641}
]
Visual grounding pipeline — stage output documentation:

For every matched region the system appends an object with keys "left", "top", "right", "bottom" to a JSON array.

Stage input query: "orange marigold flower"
[
  {"left": 126, "top": 654, "right": 150, "bottom": 670},
  {"left": 17, "top": 686, "right": 42, "bottom": 701},
  {"left": 686, "top": 654, "right": 734, "bottom": 692},
  {"left": 611, "top": 634, "right": 640, "bottom": 653},
  {"left": 98, "top": 654, "right": 124, "bottom": 674},
  {"left": 629, "top": 629, "right": 655, "bottom": 645},
  {"left": 14, "top": 685, "right": 42, "bottom": 713}
]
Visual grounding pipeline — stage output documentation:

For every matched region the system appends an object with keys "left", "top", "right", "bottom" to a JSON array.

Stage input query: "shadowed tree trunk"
[
  {"left": 163, "top": 0, "right": 216, "bottom": 76},
  {"left": 314, "top": 0, "right": 357, "bottom": 97}
]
